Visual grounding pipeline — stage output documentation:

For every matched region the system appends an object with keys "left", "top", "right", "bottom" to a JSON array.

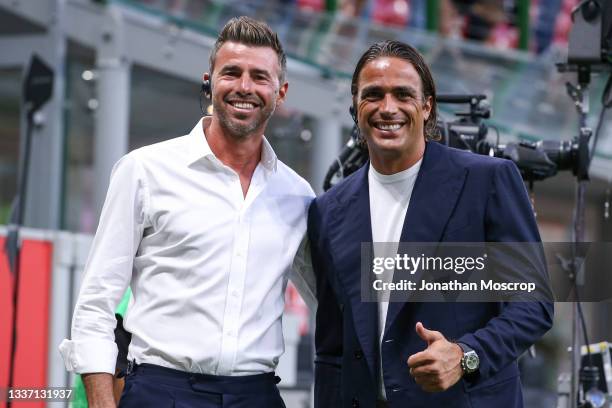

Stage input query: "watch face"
[{"left": 466, "top": 353, "right": 479, "bottom": 371}]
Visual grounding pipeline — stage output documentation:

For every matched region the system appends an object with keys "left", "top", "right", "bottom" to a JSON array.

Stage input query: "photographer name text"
[{"left": 372, "top": 279, "right": 536, "bottom": 293}]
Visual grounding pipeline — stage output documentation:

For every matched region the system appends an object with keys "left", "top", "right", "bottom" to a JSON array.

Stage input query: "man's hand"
[
  {"left": 406, "top": 322, "right": 463, "bottom": 392},
  {"left": 82, "top": 372, "right": 116, "bottom": 408}
]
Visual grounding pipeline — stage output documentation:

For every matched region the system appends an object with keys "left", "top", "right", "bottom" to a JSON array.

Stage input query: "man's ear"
[
  {"left": 276, "top": 81, "right": 289, "bottom": 107},
  {"left": 422, "top": 95, "right": 432, "bottom": 121},
  {"left": 202, "top": 72, "right": 212, "bottom": 98}
]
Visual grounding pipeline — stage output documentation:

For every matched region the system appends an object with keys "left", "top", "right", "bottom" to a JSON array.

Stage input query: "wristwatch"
[{"left": 457, "top": 343, "right": 480, "bottom": 376}]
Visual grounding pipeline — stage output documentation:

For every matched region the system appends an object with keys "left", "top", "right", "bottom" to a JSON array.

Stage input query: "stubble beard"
[{"left": 214, "top": 97, "right": 276, "bottom": 140}]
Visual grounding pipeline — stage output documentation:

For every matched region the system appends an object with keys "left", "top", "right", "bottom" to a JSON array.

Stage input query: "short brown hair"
[
  {"left": 209, "top": 16, "right": 287, "bottom": 84},
  {"left": 351, "top": 40, "right": 439, "bottom": 140}
]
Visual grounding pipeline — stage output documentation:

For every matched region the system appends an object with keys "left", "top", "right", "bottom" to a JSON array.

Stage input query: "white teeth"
[
  {"left": 232, "top": 102, "right": 255, "bottom": 109},
  {"left": 376, "top": 123, "right": 401, "bottom": 131}
]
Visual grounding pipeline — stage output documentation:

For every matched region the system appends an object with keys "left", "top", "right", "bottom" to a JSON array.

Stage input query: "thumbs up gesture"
[{"left": 406, "top": 322, "right": 464, "bottom": 392}]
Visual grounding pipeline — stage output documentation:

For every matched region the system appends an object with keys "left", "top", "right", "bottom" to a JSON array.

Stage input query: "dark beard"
[{"left": 213, "top": 99, "right": 276, "bottom": 139}]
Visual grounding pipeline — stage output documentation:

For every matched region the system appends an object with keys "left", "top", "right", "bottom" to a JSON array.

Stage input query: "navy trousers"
[{"left": 118, "top": 363, "right": 286, "bottom": 408}]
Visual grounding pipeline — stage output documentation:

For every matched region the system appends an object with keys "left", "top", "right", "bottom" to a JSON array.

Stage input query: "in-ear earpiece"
[
  {"left": 201, "top": 79, "right": 211, "bottom": 99},
  {"left": 199, "top": 74, "right": 212, "bottom": 115},
  {"left": 201, "top": 73, "right": 212, "bottom": 99}
]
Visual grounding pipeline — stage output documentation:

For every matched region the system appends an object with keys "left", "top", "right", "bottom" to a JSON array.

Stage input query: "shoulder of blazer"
[
  {"left": 314, "top": 163, "right": 368, "bottom": 211},
  {"left": 440, "top": 142, "right": 512, "bottom": 174}
]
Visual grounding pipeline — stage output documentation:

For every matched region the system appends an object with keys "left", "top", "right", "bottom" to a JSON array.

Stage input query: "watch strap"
[{"left": 457, "top": 342, "right": 473, "bottom": 354}]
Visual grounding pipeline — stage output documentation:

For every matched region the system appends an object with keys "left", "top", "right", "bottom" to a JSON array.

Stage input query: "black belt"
[{"left": 127, "top": 362, "right": 280, "bottom": 394}]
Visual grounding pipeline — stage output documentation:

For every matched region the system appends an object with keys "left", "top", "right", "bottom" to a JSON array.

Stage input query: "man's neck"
[
  {"left": 370, "top": 142, "right": 425, "bottom": 175},
  {"left": 205, "top": 117, "right": 263, "bottom": 178},
  {"left": 204, "top": 117, "right": 265, "bottom": 197}
]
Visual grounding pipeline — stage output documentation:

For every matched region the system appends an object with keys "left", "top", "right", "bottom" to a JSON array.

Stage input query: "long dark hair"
[{"left": 351, "top": 40, "right": 439, "bottom": 140}]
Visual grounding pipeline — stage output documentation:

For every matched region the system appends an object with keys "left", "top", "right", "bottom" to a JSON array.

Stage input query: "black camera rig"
[{"left": 323, "top": 94, "right": 584, "bottom": 191}]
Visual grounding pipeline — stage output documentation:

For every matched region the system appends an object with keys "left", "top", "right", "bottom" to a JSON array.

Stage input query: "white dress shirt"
[
  {"left": 59, "top": 117, "right": 316, "bottom": 376},
  {"left": 368, "top": 160, "right": 421, "bottom": 399}
]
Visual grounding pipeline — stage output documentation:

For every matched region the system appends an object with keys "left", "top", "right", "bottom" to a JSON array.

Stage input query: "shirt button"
[
  {"left": 226, "top": 330, "right": 234, "bottom": 337},
  {"left": 232, "top": 290, "right": 239, "bottom": 298}
]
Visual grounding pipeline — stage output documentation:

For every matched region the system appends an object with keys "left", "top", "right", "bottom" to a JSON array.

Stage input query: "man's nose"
[
  {"left": 380, "top": 94, "right": 398, "bottom": 115},
  {"left": 238, "top": 74, "right": 254, "bottom": 94}
]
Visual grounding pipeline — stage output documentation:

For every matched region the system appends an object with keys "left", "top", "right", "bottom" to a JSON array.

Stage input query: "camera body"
[{"left": 568, "top": 0, "right": 612, "bottom": 65}]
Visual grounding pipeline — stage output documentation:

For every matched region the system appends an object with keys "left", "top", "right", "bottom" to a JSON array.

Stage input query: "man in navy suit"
[{"left": 308, "top": 40, "right": 554, "bottom": 408}]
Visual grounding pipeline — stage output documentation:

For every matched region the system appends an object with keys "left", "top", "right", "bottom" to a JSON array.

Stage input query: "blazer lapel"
[
  {"left": 327, "top": 165, "right": 379, "bottom": 379},
  {"left": 385, "top": 142, "right": 468, "bottom": 333}
]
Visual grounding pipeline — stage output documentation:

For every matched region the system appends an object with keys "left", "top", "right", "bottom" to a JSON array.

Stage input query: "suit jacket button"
[
  {"left": 352, "top": 397, "right": 359, "bottom": 407},
  {"left": 354, "top": 350, "right": 363, "bottom": 360}
]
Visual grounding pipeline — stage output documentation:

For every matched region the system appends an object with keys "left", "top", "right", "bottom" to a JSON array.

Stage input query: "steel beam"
[{"left": 0, "top": 0, "right": 349, "bottom": 123}]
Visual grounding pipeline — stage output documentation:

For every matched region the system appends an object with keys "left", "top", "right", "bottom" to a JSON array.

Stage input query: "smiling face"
[
  {"left": 355, "top": 56, "right": 432, "bottom": 174},
  {"left": 209, "top": 41, "right": 287, "bottom": 140}
]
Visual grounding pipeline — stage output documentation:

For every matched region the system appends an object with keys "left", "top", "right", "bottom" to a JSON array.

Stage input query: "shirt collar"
[
  {"left": 260, "top": 134, "right": 278, "bottom": 173},
  {"left": 186, "top": 117, "right": 215, "bottom": 164},
  {"left": 187, "top": 117, "right": 278, "bottom": 173}
]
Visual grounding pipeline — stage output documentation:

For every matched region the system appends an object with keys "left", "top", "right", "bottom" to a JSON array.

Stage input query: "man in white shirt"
[{"left": 60, "top": 16, "right": 315, "bottom": 408}]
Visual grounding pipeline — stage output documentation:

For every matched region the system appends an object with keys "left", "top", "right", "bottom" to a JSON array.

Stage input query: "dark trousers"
[{"left": 118, "top": 363, "right": 286, "bottom": 408}]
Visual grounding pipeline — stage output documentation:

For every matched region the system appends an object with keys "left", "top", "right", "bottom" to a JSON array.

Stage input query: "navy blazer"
[{"left": 308, "top": 141, "right": 554, "bottom": 408}]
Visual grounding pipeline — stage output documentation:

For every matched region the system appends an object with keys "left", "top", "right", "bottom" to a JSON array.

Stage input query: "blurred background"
[{"left": 1, "top": 0, "right": 612, "bottom": 407}]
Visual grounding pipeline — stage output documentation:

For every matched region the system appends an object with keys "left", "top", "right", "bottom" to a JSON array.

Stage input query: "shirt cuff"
[{"left": 59, "top": 338, "right": 118, "bottom": 374}]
